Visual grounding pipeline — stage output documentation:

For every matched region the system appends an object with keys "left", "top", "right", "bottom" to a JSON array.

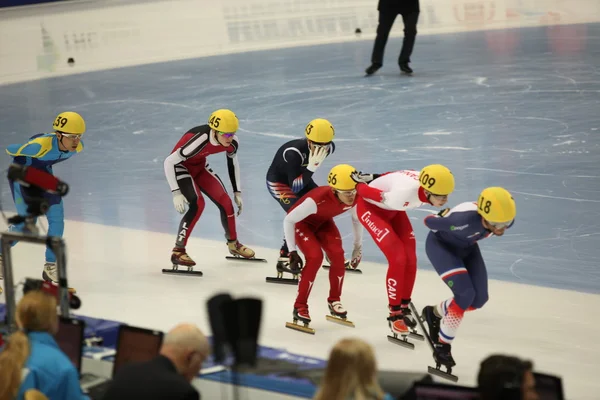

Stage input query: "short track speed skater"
[{"left": 410, "top": 302, "right": 459, "bottom": 382}]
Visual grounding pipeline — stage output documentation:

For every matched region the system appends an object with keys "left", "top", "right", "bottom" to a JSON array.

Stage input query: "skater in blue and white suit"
[{"left": 420, "top": 187, "right": 516, "bottom": 368}]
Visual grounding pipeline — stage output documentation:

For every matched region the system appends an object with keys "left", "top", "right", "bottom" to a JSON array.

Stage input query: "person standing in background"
[{"left": 365, "top": 0, "right": 420, "bottom": 75}]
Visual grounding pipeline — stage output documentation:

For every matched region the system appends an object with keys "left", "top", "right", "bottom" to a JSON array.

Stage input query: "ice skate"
[
  {"left": 386, "top": 305, "right": 415, "bottom": 350},
  {"left": 325, "top": 301, "right": 355, "bottom": 327},
  {"left": 402, "top": 304, "right": 424, "bottom": 341},
  {"left": 42, "top": 262, "right": 77, "bottom": 294},
  {"left": 285, "top": 307, "right": 315, "bottom": 334},
  {"left": 266, "top": 252, "right": 301, "bottom": 285},
  {"left": 225, "top": 240, "right": 267, "bottom": 262},
  {"left": 162, "top": 247, "right": 203, "bottom": 276},
  {"left": 409, "top": 303, "right": 459, "bottom": 382}
]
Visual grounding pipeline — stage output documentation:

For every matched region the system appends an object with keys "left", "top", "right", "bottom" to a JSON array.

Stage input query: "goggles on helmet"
[
  {"left": 59, "top": 133, "right": 82, "bottom": 140},
  {"left": 335, "top": 189, "right": 357, "bottom": 196}
]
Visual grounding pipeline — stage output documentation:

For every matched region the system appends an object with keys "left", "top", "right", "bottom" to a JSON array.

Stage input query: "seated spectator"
[
  {"left": 101, "top": 323, "right": 210, "bottom": 400},
  {"left": 478, "top": 354, "right": 539, "bottom": 400},
  {"left": 314, "top": 337, "right": 394, "bottom": 400},
  {"left": 0, "top": 290, "right": 89, "bottom": 400}
]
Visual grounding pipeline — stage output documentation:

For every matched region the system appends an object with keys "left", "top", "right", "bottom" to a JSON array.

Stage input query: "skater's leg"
[
  {"left": 318, "top": 220, "right": 345, "bottom": 304},
  {"left": 174, "top": 174, "right": 205, "bottom": 248},
  {"left": 391, "top": 211, "right": 418, "bottom": 326},
  {"left": 356, "top": 198, "right": 408, "bottom": 334},
  {"left": 368, "top": 7, "right": 398, "bottom": 69},
  {"left": 465, "top": 244, "right": 489, "bottom": 310},
  {"left": 294, "top": 222, "right": 324, "bottom": 310},
  {"left": 398, "top": 0, "right": 420, "bottom": 67},
  {"left": 425, "top": 233, "right": 475, "bottom": 344},
  {"left": 44, "top": 198, "right": 64, "bottom": 263},
  {"left": 197, "top": 166, "right": 236, "bottom": 241}
]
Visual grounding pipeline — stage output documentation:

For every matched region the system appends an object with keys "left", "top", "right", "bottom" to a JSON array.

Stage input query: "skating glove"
[
  {"left": 307, "top": 146, "right": 328, "bottom": 172},
  {"left": 234, "top": 192, "right": 243, "bottom": 216},
  {"left": 172, "top": 189, "right": 188, "bottom": 214},
  {"left": 350, "top": 245, "right": 362, "bottom": 269},
  {"left": 289, "top": 251, "right": 304, "bottom": 272},
  {"left": 351, "top": 171, "right": 375, "bottom": 184}
]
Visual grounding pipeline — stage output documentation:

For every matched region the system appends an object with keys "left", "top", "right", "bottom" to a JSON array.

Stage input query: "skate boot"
[
  {"left": 399, "top": 62, "right": 413, "bottom": 74},
  {"left": 42, "top": 262, "right": 76, "bottom": 294},
  {"left": 365, "top": 63, "right": 382, "bottom": 76},
  {"left": 285, "top": 306, "right": 315, "bottom": 334},
  {"left": 422, "top": 305, "right": 442, "bottom": 343},
  {"left": 433, "top": 342, "right": 456, "bottom": 368},
  {"left": 227, "top": 240, "right": 255, "bottom": 259},
  {"left": 171, "top": 247, "right": 196, "bottom": 267},
  {"left": 387, "top": 305, "right": 415, "bottom": 349},
  {"left": 402, "top": 304, "right": 424, "bottom": 341},
  {"left": 326, "top": 301, "right": 355, "bottom": 327}
]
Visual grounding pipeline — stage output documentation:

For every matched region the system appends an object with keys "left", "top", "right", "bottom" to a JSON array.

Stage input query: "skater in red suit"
[
  {"left": 283, "top": 164, "right": 383, "bottom": 329},
  {"left": 353, "top": 164, "right": 455, "bottom": 337},
  {"left": 163, "top": 109, "right": 255, "bottom": 267}
]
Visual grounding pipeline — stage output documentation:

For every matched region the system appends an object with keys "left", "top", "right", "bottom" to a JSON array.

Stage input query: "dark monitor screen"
[
  {"left": 534, "top": 372, "right": 564, "bottom": 400},
  {"left": 54, "top": 316, "right": 85, "bottom": 374},
  {"left": 112, "top": 325, "right": 164, "bottom": 376},
  {"left": 412, "top": 382, "right": 480, "bottom": 400}
]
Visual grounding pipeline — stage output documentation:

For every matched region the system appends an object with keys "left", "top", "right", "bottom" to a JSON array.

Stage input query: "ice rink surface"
[{"left": 1, "top": 2, "right": 599, "bottom": 398}]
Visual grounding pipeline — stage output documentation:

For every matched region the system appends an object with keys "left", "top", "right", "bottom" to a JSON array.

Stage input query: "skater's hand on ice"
[
  {"left": 172, "top": 189, "right": 188, "bottom": 214},
  {"left": 234, "top": 192, "right": 243, "bottom": 216},
  {"left": 289, "top": 251, "right": 304, "bottom": 272},
  {"left": 351, "top": 171, "right": 374, "bottom": 184},
  {"left": 350, "top": 245, "right": 362, "bottom": 269},
  {"left": 307, "top": 146, "right": 328, "bottom": 172}
]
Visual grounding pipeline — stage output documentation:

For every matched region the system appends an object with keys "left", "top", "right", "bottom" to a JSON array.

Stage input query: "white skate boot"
[
  {"left": 42, "top": 262, "right": 77, "bottom": 293},
  {"left": 326, "top": 301, "right": 355, "bottom": 327}
]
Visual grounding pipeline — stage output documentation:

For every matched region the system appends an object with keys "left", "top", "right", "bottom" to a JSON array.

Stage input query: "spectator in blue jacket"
[{"left": 0, "top": 290, "right": 89, "bottom": 400}]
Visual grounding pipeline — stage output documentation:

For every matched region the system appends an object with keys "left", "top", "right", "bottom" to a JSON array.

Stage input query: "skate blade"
[
  {"left": 321, "top": 264, "right": 362, "bottom": 274},
  {"left": 325, "top": 315, "right": 355, "bottom": 327},
  {"left": 265, "top": 276, "right": 299, "bottom": 285},
  {"left": 162, "top": 268, "right": 203, "bottom": 277},
  {"left": 285, "top": 321, "right": 315, "bottom": 335},
  {"left": 409, "top": 330, "right": 425, "bottom": 341},
  {"left": 226, "top": 256, "right": 267, "bottom": 263},
  {"left": 409, "top": 302, "right": 437, "bottom": 353},
  {"left": 428, "top": 366, "right": 459, "bottom": 382},
  {"left": 387, "top": 334, "right": 415, "bottom": 350}
]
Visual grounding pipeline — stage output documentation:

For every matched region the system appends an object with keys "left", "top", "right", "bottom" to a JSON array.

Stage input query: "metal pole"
[
  {"left": 0, "top": 231, "right": 71, "bottom": 334},
  {"left": 1, "top": 235, "right": 18, "bottom": 334}
]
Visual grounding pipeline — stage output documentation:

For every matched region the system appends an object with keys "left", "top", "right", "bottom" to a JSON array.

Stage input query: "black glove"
[
  {"left": 289, "top": 251, "right": 304, "bottom": 273},
  {"left": 437, "top": 208, "right": 450, "bottom": 217}
]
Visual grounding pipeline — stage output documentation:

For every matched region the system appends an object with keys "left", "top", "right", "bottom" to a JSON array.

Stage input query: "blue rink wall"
[{"left": 0, "top": 0, "right": 599, "bottom": 293}]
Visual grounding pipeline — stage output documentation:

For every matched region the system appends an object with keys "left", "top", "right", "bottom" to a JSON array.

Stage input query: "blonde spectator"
[
  {"left": 0, "top": 291, "right": 88, "bottom": 400},
  {"left": 314, "top": 338, "right": 394, "bottom": 400}
]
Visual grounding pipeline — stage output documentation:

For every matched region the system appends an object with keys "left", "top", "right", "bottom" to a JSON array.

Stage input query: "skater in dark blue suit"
[{"left": 420, "top": 187, "right": 516, "bottom": 369}]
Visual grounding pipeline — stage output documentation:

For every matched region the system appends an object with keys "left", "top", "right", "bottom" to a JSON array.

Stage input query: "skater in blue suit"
[
  {"left": 420, "top": 187, "right": 516, "bottom": 370},
  {"left": 0, "top": 112, "right": 86, "bottom": 293}
]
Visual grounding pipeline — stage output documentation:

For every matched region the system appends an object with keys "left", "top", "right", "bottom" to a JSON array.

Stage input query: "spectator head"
[
  {"left": 314, "top": 337, "right": 386, "bottom": 400},
  {"left": 478, "top": 354, "right": 539, "bottom": 400},
  {"left": 0, "top": 291, "right": 58, "bottom": 400},
  {"left": 159, "top": 323, "right": 210, "bottom": 382}
]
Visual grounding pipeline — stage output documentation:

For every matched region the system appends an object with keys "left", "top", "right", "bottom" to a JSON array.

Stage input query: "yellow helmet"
[
  {"left": 419, "top": 164, "right": 455, "bottom": 195},
  {"left": 208, "top": 109, "right": 239, "bottom": 133},
  {"left": 477, "top": 187, "right": 516, "bottom": 223},
  {"left": 328, "top": 164, "right": 357, "bottom": 191},
  {"left": 53, "top": 111, "right": 86, "bottom": 135},
  {"left": 305, "top": 118, "right": 334, "bottom": 144}
]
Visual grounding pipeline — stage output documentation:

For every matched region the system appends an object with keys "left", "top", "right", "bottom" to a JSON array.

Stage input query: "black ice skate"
[
  {"left": 285, "top": 307, "right": 315, "bottom": 334},
  {"left": 399, "top": 62, "right": 413, "bottom": 74},
  {"left": 325, "top": 301, "right": 355, "bottom": 327},
  {"left": 402, "top": 305, "right": 425, "bottom": 342},
  {"left": 266, "top": 254, "right": 302, "bottom": 285},
  {"left": 365, "top": 63, "right": 382, "bottom": 76},
  {"left": 162, "top": 247, "right": 203, "bottom": 276},
  {"left": 322, "top": 259, "right": 362, "bottom": 274},
  {"left": 409, "top": 303, "right": 459, "bottom": 382}
]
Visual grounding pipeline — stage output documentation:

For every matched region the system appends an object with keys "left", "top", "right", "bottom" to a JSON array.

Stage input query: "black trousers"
[{"left": 371, "top": 0, "right": 420, "bottom": 65}]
